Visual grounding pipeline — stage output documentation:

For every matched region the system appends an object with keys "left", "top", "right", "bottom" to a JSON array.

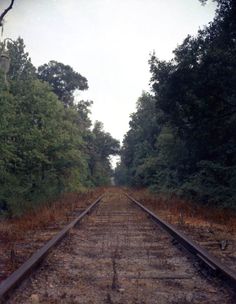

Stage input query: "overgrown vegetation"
[
  {"left": 115, "top": 0, "right": 236, "bottom": 207},
  {"left": 0, "top": 38, "right": 119, "bottom": 216},
  {"left": 0, "top": 187, "right": 104, "bottom": 278},
  {"left": 129, "top": 189, "right": 236, "bottom": 232}
]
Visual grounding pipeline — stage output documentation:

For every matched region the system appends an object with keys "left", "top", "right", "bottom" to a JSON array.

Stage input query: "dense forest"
[
  {"left": 115, "top": 0, "right": 236, "bottom": 207},
  {"left": 1, "top": 0, "right": 235, "bottom": 216},
  {"left": 0, "top": 38, "right": 119, "bottom": 216}
]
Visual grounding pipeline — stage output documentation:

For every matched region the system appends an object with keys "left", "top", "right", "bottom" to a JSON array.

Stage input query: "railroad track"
[{"left": 0, "top": 191, "right": 235, "bottom": 303}]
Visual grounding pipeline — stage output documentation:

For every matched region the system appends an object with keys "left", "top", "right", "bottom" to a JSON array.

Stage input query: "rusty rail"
[
  {"left": 125, "top": 193, "right": 236, "bottom": 290},
  {"left": 0, "top": 194, "right": 104, "bottom": 302}
]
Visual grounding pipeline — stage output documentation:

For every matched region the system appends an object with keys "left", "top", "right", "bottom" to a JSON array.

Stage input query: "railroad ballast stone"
[{"left": 7, "top": 190, "right": 235, "bottom": 303}]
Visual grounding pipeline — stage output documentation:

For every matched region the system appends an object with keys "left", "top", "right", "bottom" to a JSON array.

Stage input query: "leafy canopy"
[{"left": 38, "top": 60, "right": 88, "bottom": 107}]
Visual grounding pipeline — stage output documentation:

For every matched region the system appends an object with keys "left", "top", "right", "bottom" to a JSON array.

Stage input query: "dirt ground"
[{"left": 5, "top": 190, "right": 235, "bottom": 303}]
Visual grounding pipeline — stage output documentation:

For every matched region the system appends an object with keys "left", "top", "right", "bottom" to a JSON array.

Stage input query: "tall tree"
[
  {"left": 116, "top": 0, "right": 236, "bottom": 207},
  {"left": 1, "top": 38, "right": 119, "bottom": 216},
  {"left": 6, "top": 38, "right": 36, "bottom": 81},
  {"left": 37, "top": 61, "right": 88, "bottom": 107},
  {"left": 88, "top": 121, "right": 120, "bottom": 186}
]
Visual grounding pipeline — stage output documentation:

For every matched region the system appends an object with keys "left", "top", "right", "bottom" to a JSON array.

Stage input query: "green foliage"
[
  {"left": 88, "top": 121, "right": 120, "bottom": 186},
  {"left": 0, "top": 38, "right": 119, "bottom": 217},
  {"left": 115, "top": 92, "right": 160, "bottom": 187},
  {"left": 37, "top": 60, "right": 88, "bottom": 107},
  {"left": 7, "top": 38, "right": 36, "bottom": 80},
  {"left": 116, "top": 0, "right": 236, "bottom": 207}
]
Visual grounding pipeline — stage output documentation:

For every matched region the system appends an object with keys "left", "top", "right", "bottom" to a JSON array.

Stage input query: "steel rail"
[
  {"left": 125, "top": 193, "right": 236, "bottom": 290},
  {"left": 0, "top": 194, "right": 104, "bottom": 302}
]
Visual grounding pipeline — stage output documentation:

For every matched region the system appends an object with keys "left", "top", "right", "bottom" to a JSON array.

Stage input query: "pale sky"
[{"left": 1, "top": 0, "right": 216, "bottom": 165}]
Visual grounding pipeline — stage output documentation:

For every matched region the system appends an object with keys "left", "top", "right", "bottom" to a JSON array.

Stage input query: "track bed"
[{"left": 6, "top": 191, "right": 234, "bottom": 303}]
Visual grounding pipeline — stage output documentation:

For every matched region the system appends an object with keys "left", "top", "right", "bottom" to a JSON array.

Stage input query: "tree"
[
  {"left": 88, "top": 121, "right": 120, "bottom": 186},
  {"left": 6, "top": 37, "right": 36, "bottom": 81},
  {"left": 37, "top": 61, "right": 88, "bottom": 107},
  {"left": 0, "top": 71, "right": 16, "bottom": 212},
  {"left": 116, "top": 92, "right": 160, "bottom": 186},
  {"left": 1, "top": 37, "right": 120, "bottom": 216},
  {"left": 117, "top": 1, "right": 236, "bottom": 207}
]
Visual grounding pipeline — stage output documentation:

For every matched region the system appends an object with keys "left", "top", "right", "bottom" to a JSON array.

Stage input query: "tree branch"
[{"left": 0, "top": 0, "right": 15, "bottom": 27}]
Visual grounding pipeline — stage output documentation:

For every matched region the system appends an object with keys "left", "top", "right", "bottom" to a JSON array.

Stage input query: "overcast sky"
[{"left": 1, "top": 0, "right": 216, "bottom": 164}]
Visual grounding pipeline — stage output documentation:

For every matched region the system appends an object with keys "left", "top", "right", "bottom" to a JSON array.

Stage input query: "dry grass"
[
  {"left": 129, "top": 188, "right": 236, "bottom": 232},
  {"left": 1, "top": 186, "right": 235, "bottom": 282},
  {"left": 0, "top": 188, "right": 105, "bottom": 242},
  {"left": 0, "top": 187, "right": 105, "bottom": 280}
]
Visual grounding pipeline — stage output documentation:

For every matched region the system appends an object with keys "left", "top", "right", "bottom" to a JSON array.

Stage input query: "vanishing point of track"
[{"left": 0, "top": 190, "right": 236, "bottom": 303}]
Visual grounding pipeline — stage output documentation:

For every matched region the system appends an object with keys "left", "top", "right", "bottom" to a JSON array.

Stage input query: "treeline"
[
  {"left": 115, "top": 0, "right": 236, "bottom": 207},
  {"left": 0, "top": 38, "right": 119, "bottom": 216}
]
